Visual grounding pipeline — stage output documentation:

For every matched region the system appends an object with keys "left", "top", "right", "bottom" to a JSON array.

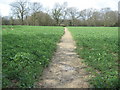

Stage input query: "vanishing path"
[{"left": 37, "top": 27, "right": 91, "bottom": 88}]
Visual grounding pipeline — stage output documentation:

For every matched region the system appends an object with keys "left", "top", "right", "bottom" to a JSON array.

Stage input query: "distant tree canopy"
[{"left": 2, "top": 0, "right": 118, "bottom": 26}]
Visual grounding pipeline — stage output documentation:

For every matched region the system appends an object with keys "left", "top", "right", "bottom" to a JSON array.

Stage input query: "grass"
[
  {"left": 69, "top": 27, "right": 119, "bottom": 88},
  {"left": 2, "top": 25, "right": 64, "bottom": 88},
  {"left": 2, "top": 26, "right": 119, "bottom": 88}
]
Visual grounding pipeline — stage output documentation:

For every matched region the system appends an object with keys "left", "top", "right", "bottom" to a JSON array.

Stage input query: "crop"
[
  {"left": 69, "top": 27, "right": 119, "bottom": 88},
  {"left": 2, "top": 25, "right": 64, "bottom": 88}
]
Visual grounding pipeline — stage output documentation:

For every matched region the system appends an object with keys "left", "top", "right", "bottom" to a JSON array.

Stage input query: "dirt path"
[{"left": 37, "top": 27, "right": 91, "bottom": 88}]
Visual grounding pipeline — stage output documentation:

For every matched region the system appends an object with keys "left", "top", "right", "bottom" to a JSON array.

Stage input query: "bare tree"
[
  {"left": 29, "top": 2, "right": 42, "bottom": 25},
  {"left": 9, "top": 0, "right": 118, "bottom": 27},
  {"left": 80, "top": 8, "right": 95, "bottom": 20},
  {"left": 25, "top": 11, "right": 54, "bottom": 26},
  {"left": 104, "top": 11, "right": 118, "bottom": 26},
  {"left": 99, "top": 8, "right": 118, "bottom": 26},
  {"left": 89, "top": 11, "right": 101, "bottom": 26},
  {"left": 51, "top": 3, "right": 63, "bottom": 25},
  {"left": 67, "top": 7, "right": 80, "bottom": 26},
  {"left": 60, "top": 2, "right": 68, "bottom": 23},
  {"left": 79, "top": 8, "right": 96, "bottom": 26},
  {"left": 10, "top": 0, "right": 29, "bottom": 25},
  {"left": 10, "top": 17, "right": 14, "bottom": 25},
  {"left": 2, "top": 16, "right": 11, "bottom": 25}
]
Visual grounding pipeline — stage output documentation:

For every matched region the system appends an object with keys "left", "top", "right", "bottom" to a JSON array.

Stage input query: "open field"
[
  {"left": 69, "top": 27, "right": 119, "bottom": 88},
  {"left": 1, "top": 0, "right": 119, "bottom": 88},
  {"left": 2, "top": 26, "right": 119, "bottom": 88},
  {"left": 2, "top": 26, "right": 64, "bottom": 87}
]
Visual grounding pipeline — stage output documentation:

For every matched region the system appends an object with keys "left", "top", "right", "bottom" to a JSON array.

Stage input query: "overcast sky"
[{"left": 0, "top": 0, "right": 119, "bottom": 16}]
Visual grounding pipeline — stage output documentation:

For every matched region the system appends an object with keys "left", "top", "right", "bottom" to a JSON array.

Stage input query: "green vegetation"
[
  {"left": 69, "top": 27, "right": 119, "bottom": 88},
  {"left": 2, "top": 26, "right": 119, "bottom": 88},
  {"left": 2, "top": 26, "right": 64, "bottom": 88}
]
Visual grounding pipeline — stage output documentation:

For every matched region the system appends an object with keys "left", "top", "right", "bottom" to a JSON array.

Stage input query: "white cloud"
[{"left": 0, "top": 0, "right": 119, "bottom": 16}]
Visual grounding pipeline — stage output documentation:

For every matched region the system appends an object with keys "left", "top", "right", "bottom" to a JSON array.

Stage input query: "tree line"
[{"left": 2, "top": 0, "right": 118, "bottom": 27}]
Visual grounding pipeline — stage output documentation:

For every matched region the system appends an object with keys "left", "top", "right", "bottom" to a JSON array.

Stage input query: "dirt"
[{"left": 36, "top": 27, "right": 91, "bottom": 88}]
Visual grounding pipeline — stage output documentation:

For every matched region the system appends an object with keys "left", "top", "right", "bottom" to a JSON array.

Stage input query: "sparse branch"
[{"left": 10, "top": 0, "right": 29, "bottom": 25}]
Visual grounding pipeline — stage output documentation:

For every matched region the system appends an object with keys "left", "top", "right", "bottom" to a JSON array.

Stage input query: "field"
[
  {"left": 2, "top": 26, "right": 64, "bottom": 87},
  {"left": 2, "top": 26, "right": 119, "bottom": 88},
  {"left": 69, "top": 27, "right": 119, "bottom": 88}
]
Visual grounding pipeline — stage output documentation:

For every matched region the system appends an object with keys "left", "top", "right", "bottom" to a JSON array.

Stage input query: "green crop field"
[
  {"left": 2, "top": 26, "right": 64, "bottom": 88},
  {"left": 2, "top": 26, "right": 119, "bottom": 88},
  {"left": 69, "top": 27, "right": 119, "bottom": 88}
]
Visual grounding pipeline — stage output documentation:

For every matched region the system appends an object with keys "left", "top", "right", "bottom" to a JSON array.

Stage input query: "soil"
[{"left": 36, "top": 27, "right": 91, "bottom": 88}]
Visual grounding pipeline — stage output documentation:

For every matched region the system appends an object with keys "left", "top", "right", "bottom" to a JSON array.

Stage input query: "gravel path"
[{"left": 37, "top": 27, "right": 91, "bottom": 88}]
